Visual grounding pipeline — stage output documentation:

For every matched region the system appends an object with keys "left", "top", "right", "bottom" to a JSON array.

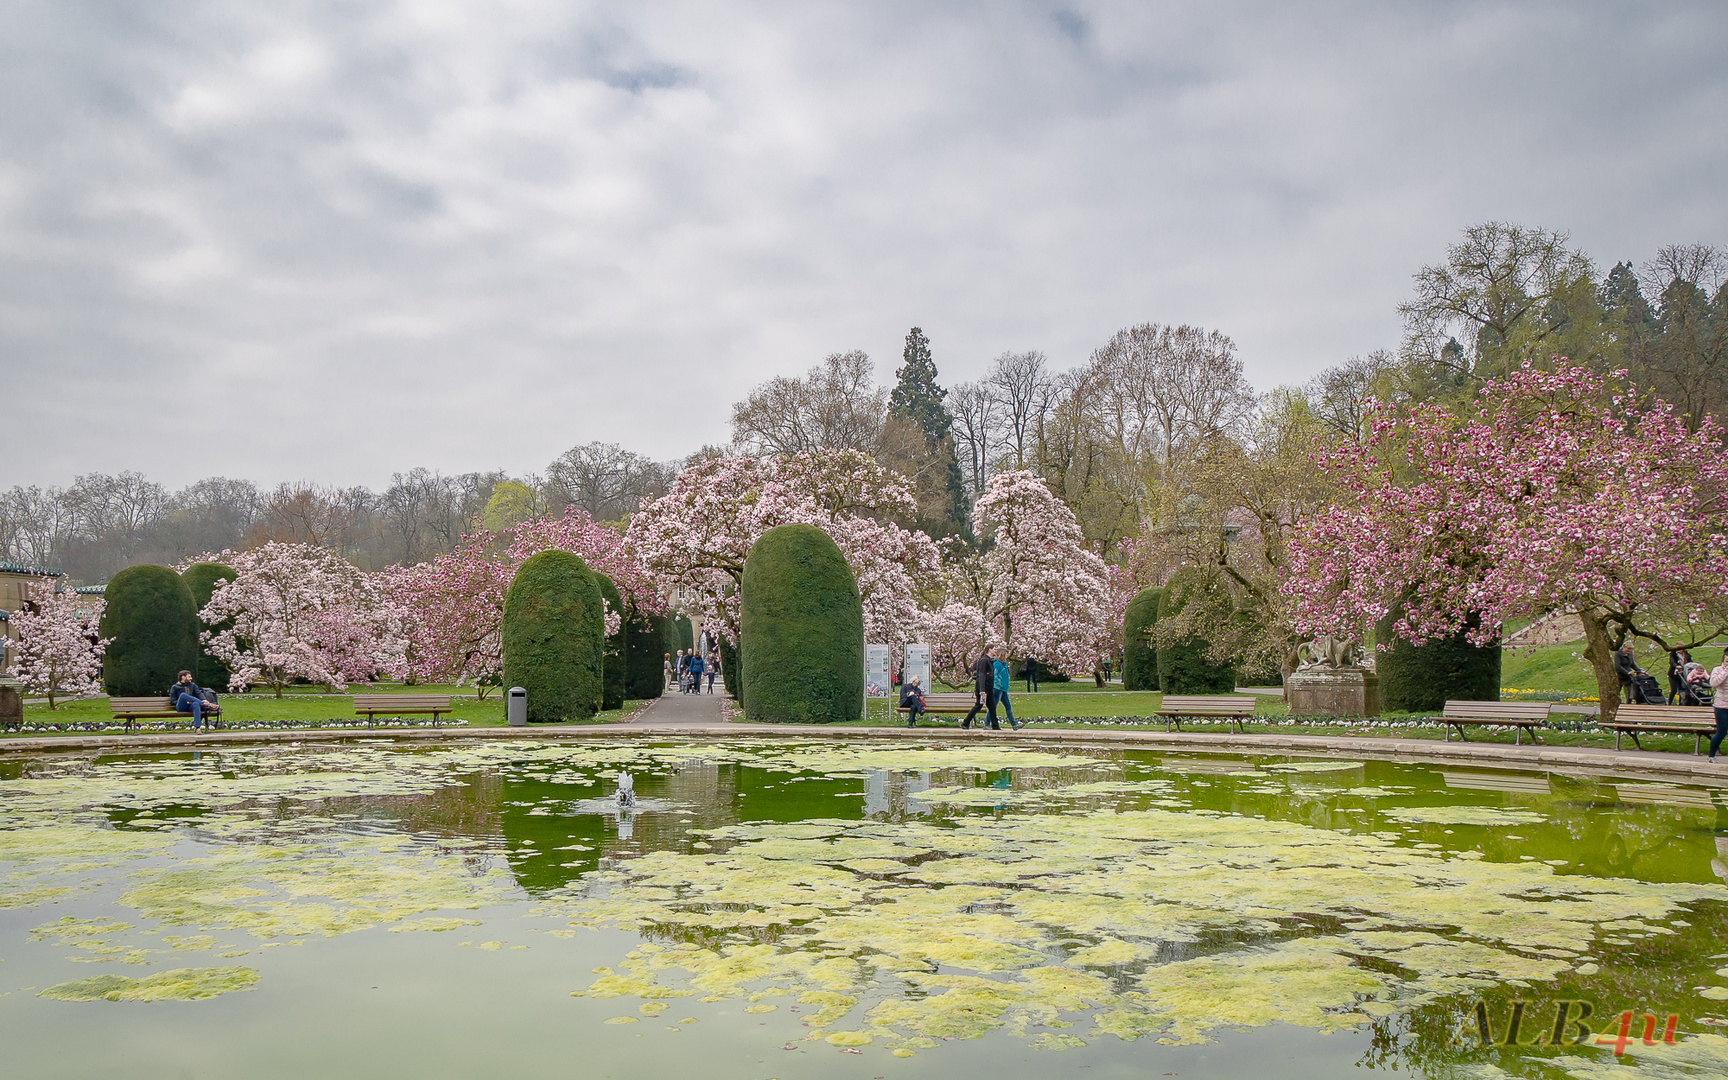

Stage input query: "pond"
[{"left": 3, "top": 738, "right": 1728, "bottom": 1079}]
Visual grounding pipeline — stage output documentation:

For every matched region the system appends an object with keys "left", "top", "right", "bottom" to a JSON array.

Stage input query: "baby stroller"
[
  {"left": 1680, "top": 662, "right": 1715, "bottom": 707},
  {"left": 1629, "top": 670, "right": 1666, "bottom": 705}
]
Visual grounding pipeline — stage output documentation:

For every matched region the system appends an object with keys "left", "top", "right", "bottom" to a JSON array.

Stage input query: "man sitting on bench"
[
  {"left": 900, "top": 677, "right": 928, "bottom": 728},
  {"left": 169, "top": 670, "right": 220, "bottom": 732}
]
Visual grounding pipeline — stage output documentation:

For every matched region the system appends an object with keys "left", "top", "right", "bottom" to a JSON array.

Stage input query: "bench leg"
[
  {"left": 1615, "top": 730, "right": 1622, "bottom": 751},
  {"left": 1513, "top": 726, "right": 1520, "bottom": 746},
  {"left": 1697, "top": 732, "right": 1703, "bottom": 756},
  {"left": 1629, "top": 733, "right": 1643, "bottom": 751}
]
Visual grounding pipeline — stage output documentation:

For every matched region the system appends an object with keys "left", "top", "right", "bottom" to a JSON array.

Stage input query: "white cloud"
[{"left": 1, "top": 0, "right": 1725, "bottom": 490}]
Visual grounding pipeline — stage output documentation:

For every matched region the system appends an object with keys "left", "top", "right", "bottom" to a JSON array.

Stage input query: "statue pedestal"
[
  {"left": 0, "top": 676, "right": 22, "bottom": 730},
  {"left": 1286, "top": 667, "right": 1380, "bottom": 718}
]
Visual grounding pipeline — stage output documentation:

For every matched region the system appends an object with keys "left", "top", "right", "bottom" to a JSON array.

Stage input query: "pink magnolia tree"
[
  {"left": 1286, "top": 359, "right": 1728, "bottom": 718},
  {"left": 390, "top": 508, "right": 654, "bottom": 694},
  {"left": 625, "top": 450, "right": 940, "bottom": 645},
  {"left": 11, "top": 582, "right": 109, "bottom": 708},
  {"left": 958, "top": 470, "right": 1115, "bottom": 676},
  {"left": 201, "top": 542, "right": 409, "bottom": 696}
]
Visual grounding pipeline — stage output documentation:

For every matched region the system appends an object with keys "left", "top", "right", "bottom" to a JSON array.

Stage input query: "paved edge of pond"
[{"left": 4, "top": 723, "right": 1728, "bottom": 783}]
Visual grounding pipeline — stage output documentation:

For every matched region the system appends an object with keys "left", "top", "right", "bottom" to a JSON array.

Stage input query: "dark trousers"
[
  {"left": 1621, "top": 677, "right": 1634, "bottom": 704},
  {"left": 1670, "top": 674, "right": 1685, "bottom": 704},
  {"left": 1711, "top": 708, "right": 1728, "bottom": 759},
  {"left": 962, "top": 688, "right": 996, "bottom": 728},
  {"left": 903, "top": 701, "right": 924, "bottom": 727}
]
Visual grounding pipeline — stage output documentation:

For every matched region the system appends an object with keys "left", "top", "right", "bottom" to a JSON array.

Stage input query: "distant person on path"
[
  {"left": 1614, "top": 643, "right": 1643, "bottom": 704},
  {"left": 686, "top": 651, "right": 705, "bottom": 694},
  {"left": 1710, "top": 650, "right": 1728, "bottom": 760},
  {"left": 676, "top": 650, "right": 688, "bottom": 691},
  {"left": 993, "top": 649, "right": 1021, "bottom": 730},
  {"left": 663, "top": 653, "right": 673, "bottom": 692},
  {"left": 1669, "top": 648, "right": 1692, "bottom": 704},
  {"left": 900, "top": 677, "right": 927, "bottom": 727},
  {"left": 961, "top": 650, "right": 995, "bottom": 729},
  {"left": 1102, "top": 655, "right": 1112, "bottom": 684},
  {"left": 169, "top": 670, "right": 216, "bottom": 732},
  {"left": 1021, "top": 656, "right": 1039, "bottom": 693},
  {"left": 706, "top": 653, "right": 719, "bottom": 694}
]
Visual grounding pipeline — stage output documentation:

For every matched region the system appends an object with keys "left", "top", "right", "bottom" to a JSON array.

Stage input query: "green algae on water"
[{"left": 38, "top": 966, "right": 260, "bottom": 1002}]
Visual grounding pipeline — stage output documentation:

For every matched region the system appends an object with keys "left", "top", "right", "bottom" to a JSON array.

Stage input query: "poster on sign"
[
  {"left": 904, "top": 644, "right": 931, "bottom": 696},
  {"left": 865, "top": 644, "right": 892, "bottom": 697}
]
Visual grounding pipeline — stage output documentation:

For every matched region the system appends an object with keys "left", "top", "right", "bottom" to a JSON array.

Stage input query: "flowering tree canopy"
[
  {"left": 1286, "top": 358, "right": 1728, "bottom": 717},
  {"left": 626, "top": 450, "right": 940, "bottom": 645},
  {"left": 11, "top": 582, "right": 108, "bottom": 709},
  {"left": 390, "top": 508, "right": 654, "bottom": 692},
  {"left": 963, "top": 470, "right": 1115, "bottom": 675},
  {"left": 201, "top": 542, "right": 408, "bottom": 696}
]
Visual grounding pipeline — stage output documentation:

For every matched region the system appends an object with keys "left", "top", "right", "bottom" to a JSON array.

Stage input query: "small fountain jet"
[{"left": 616, "top": 771, "right": 636, "bottom": 808}]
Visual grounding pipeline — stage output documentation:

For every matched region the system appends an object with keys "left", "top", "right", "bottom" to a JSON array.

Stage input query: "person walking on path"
[
  {"left": 900, "top": 677, "right": 927, "bottom": 727},
  {"left": 1614, "top": 643, "right": 1643, "bottom": 704},
  {"left": 1021, "top": 656, "right": 1039, "bottom": 693},
  {"left": 686, "top": 651, "right": 705, "bottom": 695},
  {"left": 961, "top": 650, "right": 995, "bottom": 729},
  {"left": 663, "top": 653, "right": 673, "bottom": 692},
  {"left": 1710, "top": 650, "right": 1728, "bottom": 760},
  {"left": 1670, "top": 648, "right": 1692, "bottom": 704},
  {"left": 993, "top": 649, "right": 1022, "bottom": 730},
  {"left": 706, "top": 653, "right": 719, "bottom": 694}
]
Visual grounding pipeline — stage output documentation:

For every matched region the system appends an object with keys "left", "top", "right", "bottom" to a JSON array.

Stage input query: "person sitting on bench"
[
  {"left": 169, "top": 670, "right": 220, "bottom": 731},
  {"left": 900, "top": 677, "right": 927, "bottom": 727}
]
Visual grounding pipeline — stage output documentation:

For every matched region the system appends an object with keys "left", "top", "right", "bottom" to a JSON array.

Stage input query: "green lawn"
[{"left": 7, "top": 690, "right": 646, "bottom": 737}]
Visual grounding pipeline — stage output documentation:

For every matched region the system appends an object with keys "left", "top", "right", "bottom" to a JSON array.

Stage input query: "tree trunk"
[{"left": 1579, "top": 608, "right": 1622, "bottom": 723}]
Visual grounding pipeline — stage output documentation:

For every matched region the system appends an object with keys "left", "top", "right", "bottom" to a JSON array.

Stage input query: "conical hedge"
[
  {"left": 101, "top": 564, "right": 200, "bottom": 696},
  {"left": 623, "top": 599, "right": 664, "bottom": 700},
  {"left": 1375, "top": 605, "right": 1501, "bottom": 711},
  {"left": 180, "top": 561, "right": 236, "bottom": 689},
  {"left": 593, "top": 572, "right": 627, "bottom": 712},
  {"left": 501, "top": 550, "right": 604, "bottom": 722},
  {"left": 1122, "top": 587, "right": 1161, "bottom": 691},
  {"left": 1154, "top": 583, "right": 1237, "bottom": 694},
  {"left": 740, "top": 524, "right": 862, "bottom": 723}
]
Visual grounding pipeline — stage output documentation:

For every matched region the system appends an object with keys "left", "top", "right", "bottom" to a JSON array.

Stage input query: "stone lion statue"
[{"left": 1296, "top": 634, "right": 1365, "bottom": 670}]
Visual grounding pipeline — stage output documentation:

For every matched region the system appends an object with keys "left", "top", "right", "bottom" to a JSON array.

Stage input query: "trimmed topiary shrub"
[
  {"left": 663, "top": 614, "right": 693, "bottom": 658},
  {"left": 1122, "top": 587, "right": 1162, "bottom": 691},
  {"left": 740, "top": 524, "right": 863, "bottom": 723},
  {"left": 1376, "top": 606, "right": 1501, "bottom": 712},
  {"left": 623, "top": 600, "right": 664, "bottom": 700},
  {"left": 1155, "top": 585, "right": 1237, "bottom": 694},
  {"left": 101, "top": 564, "right": 201, "bottom": 696},
  {"left": 180, "top": 562, "right": 236, "bottom": 688},
  {"left": 593, "top": 573, "right": 627, "bottom": 712},
  {"left": 719, "top": 635, "right": 741, "bottom": 701},
  {"left": 501, "top": 550, "right": 604, "bottom": 722}
]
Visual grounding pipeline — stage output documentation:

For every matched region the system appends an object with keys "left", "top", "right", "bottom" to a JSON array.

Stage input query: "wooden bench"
[
  {"left": 353, "top": 694, "right": 454, "bottom": 726},
  {"left": 1597, "top": 704, "right": 1717, "bottom": 753},
  {"left": 1440, "top": 700, "right": 1551, "bottom": 745},
  {"left": 897, "top": 692, "right": 982, "bottom": 723},
  {"left": 109, "top": 696, "right": 221, "bottom": 732},
  {"left": 1155, "top": 695, "right": 1258, "bottom": 733}
]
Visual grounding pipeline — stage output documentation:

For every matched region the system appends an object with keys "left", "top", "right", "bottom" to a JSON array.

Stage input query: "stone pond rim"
[{"left": 4, "top": 724, "right": 1725, "bottom": 784}]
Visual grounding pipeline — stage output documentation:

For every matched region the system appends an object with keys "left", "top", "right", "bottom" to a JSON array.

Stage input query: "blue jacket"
[
  {"left": 992, "top": 660, "right": 1011, "bottom": 694},
  {"left": 688, "top": 654, "right": 705, "bottom": 676},
  {"left": 170, "top": 681, "right": 203, "bottom": 707}
]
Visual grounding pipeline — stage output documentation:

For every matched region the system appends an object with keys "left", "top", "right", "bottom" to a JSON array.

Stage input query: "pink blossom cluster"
[
  {"left": 1285, "top": 359, "right": 1728, "bottom": 648},
  {"left": 953, "top": 470, "right": 1118, "bottom": 675},
  {"left": 200, "top": 542, "right": 409, "bottom": 694},
  {"left": 625, "top": 450, "right": 940, "bottom": 645},
  {"left": 10, "top": 582, "right": 109, "bottom": 707},
  {"left": 388, "top": 507, "right": 658, "bottom": 689}
]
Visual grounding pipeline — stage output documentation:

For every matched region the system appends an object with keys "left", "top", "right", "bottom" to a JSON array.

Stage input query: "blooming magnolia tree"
[
  {"left": 11, "top": 582, "right": 109, "bottom": 708},
  {"left": 390, "top": 508, "right": 652, "bottom": 693},
  {"left": 959, "top": 470, "right": 1115, "bottom": 676},
  {"left": 201, "top": 542, "right": 409, "bottom": 696},
  {"left": 625, "top": 450, "right": 940, "bottom": 646},
  {"left": 1286, "top": 359, "right": 1728, "bottom": 718}
]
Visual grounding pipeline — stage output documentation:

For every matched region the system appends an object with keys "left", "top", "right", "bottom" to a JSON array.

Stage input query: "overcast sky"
[{"left": 3, "top": 1, "right": 1725, "bottom": 491}]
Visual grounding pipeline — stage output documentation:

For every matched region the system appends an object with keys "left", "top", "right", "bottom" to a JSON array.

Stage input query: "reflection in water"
[{"left": 4, "top": 740, "right": 1728, "bottom": 1080}]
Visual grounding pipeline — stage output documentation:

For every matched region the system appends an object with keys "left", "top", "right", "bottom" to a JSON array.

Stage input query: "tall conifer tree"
[{"left": 888, "top": 327, "right": 969, "bottom": 533}]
